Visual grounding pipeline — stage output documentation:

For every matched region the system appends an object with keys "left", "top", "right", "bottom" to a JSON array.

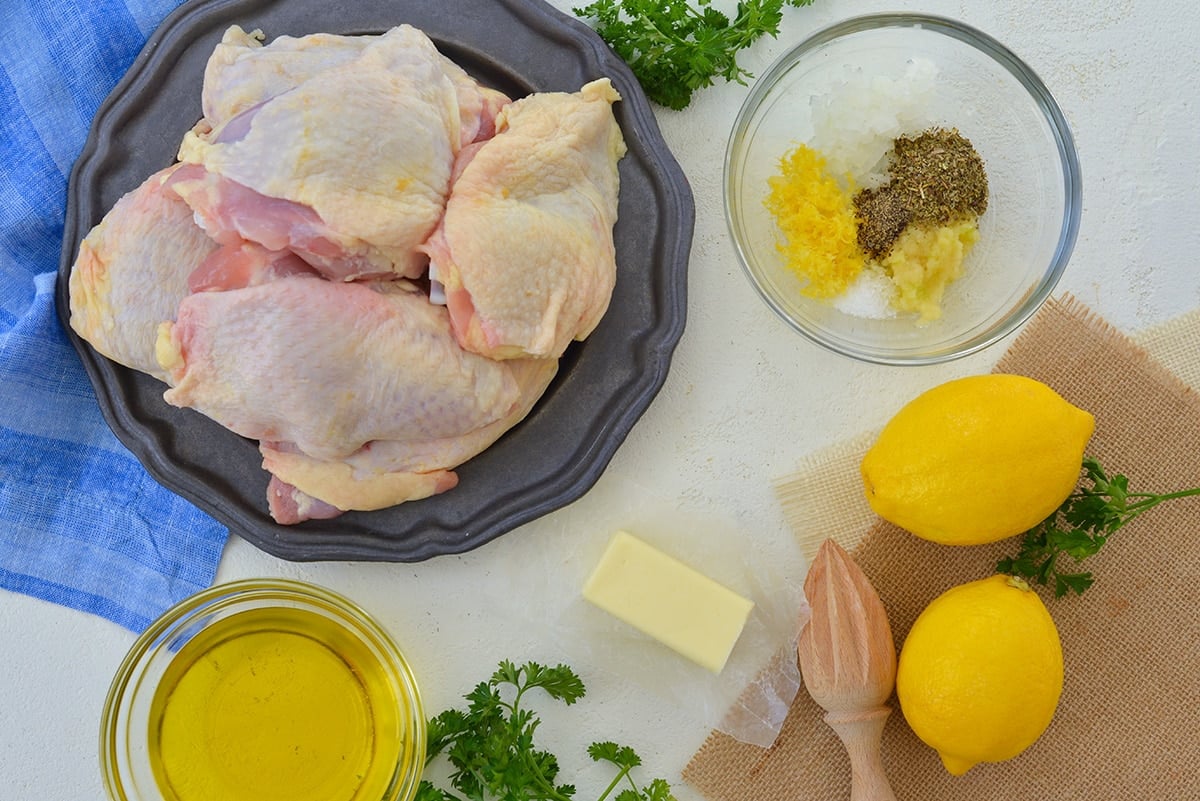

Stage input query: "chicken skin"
[
  {"left": 157, "top": 277, "right": 523, "bottom": 462},
  {"left": 199, "top": 25, "right": 509, "bottom": 149},
  {"left": 260, "top": 356, "right": 557, "bottom": 523}
]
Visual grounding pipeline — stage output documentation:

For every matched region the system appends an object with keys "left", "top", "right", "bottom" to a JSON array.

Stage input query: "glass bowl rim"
[
  {"left": 724, "top": 11, "right": 1083, "bottom": 366},
  {"left": 99, "top": 577, "right": 426, "bottom": 801}
]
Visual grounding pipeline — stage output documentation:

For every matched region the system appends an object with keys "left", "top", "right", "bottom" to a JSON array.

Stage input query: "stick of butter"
[{"left": 582, "top": 530, "right": 755, "bottom": 673}]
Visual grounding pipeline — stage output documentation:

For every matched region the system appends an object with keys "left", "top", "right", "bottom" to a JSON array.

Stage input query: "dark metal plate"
[{"left": 55, "top": 0, "right": 693, "bottom": 561}]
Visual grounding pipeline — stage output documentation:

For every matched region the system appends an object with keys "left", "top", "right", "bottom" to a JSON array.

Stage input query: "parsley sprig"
[
  {"left": 415, "top": 660, "right": 674, "bottom": 801},
  {"left": 573, "top": 0, "right": 816, "bottom": 110},
  {"left": 997, "top": 456, "right": 1200, "bottom": 597}
]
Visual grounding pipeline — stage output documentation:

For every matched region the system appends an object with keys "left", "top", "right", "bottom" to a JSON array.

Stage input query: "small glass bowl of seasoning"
[
  {"left": 100, "top": 579, "right": 425, "bottom": 801},
  {"left": 726, "top": 13, "right": 1081, "bottom": 364}
]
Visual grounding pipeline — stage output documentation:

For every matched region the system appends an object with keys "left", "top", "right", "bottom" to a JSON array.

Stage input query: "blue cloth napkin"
[{"left": 0, "top": 0, "right": 228, "bottom": 633}]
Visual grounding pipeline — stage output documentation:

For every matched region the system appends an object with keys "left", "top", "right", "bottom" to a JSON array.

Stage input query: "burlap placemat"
[{"left": 684, "top": 295, "right": 1200, "bottom": 800}]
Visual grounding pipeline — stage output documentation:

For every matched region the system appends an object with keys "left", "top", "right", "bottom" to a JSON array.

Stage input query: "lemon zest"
[{"left": 765, "top": 144, "right": 864, "bottom": 299}]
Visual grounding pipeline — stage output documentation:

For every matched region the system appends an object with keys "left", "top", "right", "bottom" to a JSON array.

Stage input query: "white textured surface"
[{"left": 3, "top": 0, "right": 1199, "bottom": 797}]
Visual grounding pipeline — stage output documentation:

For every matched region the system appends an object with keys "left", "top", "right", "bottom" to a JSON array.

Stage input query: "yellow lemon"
[
  {"left": 860, "top": 374, "right": 1094, "bottom": 545},
  {"left": 896, "top": 574, "right": 1064, "bottom": 775}
]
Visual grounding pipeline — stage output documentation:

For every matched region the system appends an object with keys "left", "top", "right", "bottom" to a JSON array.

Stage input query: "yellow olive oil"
[{"left": 147, "top": 606, "right": 412, "bottom": 801}]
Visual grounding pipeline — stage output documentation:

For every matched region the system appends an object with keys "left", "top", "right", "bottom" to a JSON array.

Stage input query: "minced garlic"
[
  {"left": 883, "top": 219, "right": 979, "bottom": 323},
  {"left": 765, "top": 144, "right": 864, "bottom": 299}
]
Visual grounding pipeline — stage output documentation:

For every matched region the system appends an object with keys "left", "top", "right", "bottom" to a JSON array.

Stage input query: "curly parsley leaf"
[
  {"left": 574, "top": 0, "right": 816, "bottom": 110},
  {"left": 588, "top": 741, "right": 642, "bottom": 770},
  {"left": 418, "top": 661, "right": 674, "bottom": 801},
  {"left": 494, "top": 659, "right": 587, "bottom": 706},
  {"left": 997, "top": 456, "right": 1200, "bottom": 597}
]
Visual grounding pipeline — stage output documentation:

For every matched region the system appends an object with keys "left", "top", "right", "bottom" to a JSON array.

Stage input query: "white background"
[{"left": 3, "top": 0, "right": 1198, "bottom": 798}]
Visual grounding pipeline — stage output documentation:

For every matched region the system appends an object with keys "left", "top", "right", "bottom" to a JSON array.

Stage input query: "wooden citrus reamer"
[{"left": 797, "top": 539, "right": 898, "bottom": 801}]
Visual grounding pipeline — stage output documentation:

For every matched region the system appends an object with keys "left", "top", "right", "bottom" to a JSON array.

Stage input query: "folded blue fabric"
[{"left": 0, "top": 0, "right": 227, "bottom": 633}]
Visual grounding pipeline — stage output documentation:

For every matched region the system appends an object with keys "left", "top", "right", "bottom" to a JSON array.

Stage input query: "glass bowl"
[
  {"left": 726, "top": 13, "right": 1081, "bottom": 364},
  {"left": 100, "top": 579, "right": 425, "bottom": 801}
]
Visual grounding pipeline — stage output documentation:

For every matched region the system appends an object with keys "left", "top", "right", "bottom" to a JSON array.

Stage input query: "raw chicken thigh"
[
  {"left": 177, "top": 25, "right": 462, "bottom": 281},
  {"left": 68, "top": 164, "right": 219, "bottom": 381},
  {"left": 157, "top": 277, "right": 523, "bottom": 462},
  {"left": 421, "top": 78, "right": 626, "bottom": 359},
  {"left": 260, "top": 357, "right": 558, "bottom": 523}
]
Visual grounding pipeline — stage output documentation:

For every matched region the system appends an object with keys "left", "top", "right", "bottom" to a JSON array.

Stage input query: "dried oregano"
[{"left": 854, "top": 128, "right": 988, "bottom": 258}]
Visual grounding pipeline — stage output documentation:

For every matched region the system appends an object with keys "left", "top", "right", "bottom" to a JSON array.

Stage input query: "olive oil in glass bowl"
[{"left": 100, "top": 580, "right": 425, "bottom": 801}]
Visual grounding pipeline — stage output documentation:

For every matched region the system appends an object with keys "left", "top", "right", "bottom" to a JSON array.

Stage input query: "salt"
[{"left": 833, "top": 267, "right": 899, "bottom": 320}]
